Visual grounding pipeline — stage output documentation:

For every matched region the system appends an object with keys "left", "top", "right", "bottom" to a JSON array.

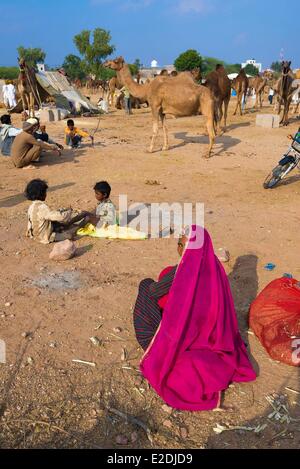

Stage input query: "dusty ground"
[{"left": 0, "top": 97, "right": 300, "bottom": 449}]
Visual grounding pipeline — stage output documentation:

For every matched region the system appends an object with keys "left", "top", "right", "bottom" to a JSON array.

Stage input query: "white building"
[
  {"left": 151, "top": 59, "right": 158, "bottom": 68},
  {"left": 37, "top": 63, "right": 46, "bottom": 73},
  {"left": 241, "top": 59, "right": 262, "bottom": 73}
]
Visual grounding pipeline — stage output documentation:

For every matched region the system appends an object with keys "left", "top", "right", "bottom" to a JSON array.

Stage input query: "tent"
[{"left": 9, "top": 71, "right": 98, "bottom": 115}]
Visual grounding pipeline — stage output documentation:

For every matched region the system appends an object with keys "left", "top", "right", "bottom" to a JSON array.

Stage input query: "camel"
[
  {"left": 204, "top": 64, "right": 231, "bottom": 131},
  {"left": 231, "top": 69, "right": 249, "bottom": 116},
  {"left": 108, "top": 76, "right": 123, "bottom": 106},
  {"left": 103, "top": 57, "right": 216, "bottom": 157},
  {"left": 248, "top": 76, "right": 267, "bottom": 108},
  {"left": 274, "top": 61, "right": 295, "bottom": 126},
  {"left": 17, "top": 58, "right": 39, "bottom": 117}
]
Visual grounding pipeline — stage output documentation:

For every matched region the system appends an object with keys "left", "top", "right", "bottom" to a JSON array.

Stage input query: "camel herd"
[
  {"left": 12, "top": 57, "right": 300, "bottom": 157},
  {"left": 102, "top": 57, "right": 300, "bottom": 157}
]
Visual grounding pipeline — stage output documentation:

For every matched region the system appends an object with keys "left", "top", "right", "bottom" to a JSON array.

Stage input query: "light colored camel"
[
  {"left": 274, "top": 61, "right": 295, "bottom": 125},
  {"left": 248, "top": 76, "right": 267, "bottom": 108},
  {"left": 17, "top": 58, "right": 39, "bottom": 117},
  {"left": 204, "top": 64, "right": 231, "bottom": 131},
  {"left": 108, "top": 76, "right": 123, "bottom": 106},
  {"left": 232, "top": 69, "right": 249, "bottom": 116},
  {"left": 103, "top": 57, "right": 216, "bottom": 157}
]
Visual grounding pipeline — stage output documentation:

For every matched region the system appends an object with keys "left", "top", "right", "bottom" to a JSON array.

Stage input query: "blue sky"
[{"left": 0, "top": 0, "right": 299, "bottom": 69}]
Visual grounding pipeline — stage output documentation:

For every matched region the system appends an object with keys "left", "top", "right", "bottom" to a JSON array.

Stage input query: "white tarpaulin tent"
[{"left": 36, "top": 71, "right": 98, "bottom": 113}]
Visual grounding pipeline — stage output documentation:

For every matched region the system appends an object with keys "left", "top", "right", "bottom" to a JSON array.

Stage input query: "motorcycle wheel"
[{"left": 263, "top": 164, "right": 291, "bottom": 189}]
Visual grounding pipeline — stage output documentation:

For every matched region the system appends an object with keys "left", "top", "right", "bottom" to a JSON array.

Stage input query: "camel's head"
[
  {"left": 281, "top": 61, "right": 291, "bottom": 74},
  {"left": 18, "top": 57, "right": 26, "bottom": 70},
  {"left": 160, "top": 69, "right": 169, "bottom": 77},
  {"left": 103, "top": 56, "right": 125, "bottom": 71},
  {"left": 190, "top": 67, "right": 202, "bottom": 82}
]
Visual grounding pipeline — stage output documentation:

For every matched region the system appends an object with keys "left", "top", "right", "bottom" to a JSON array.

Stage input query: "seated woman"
[{"left": 133, "top": 225, "right": 256, "bottom": 411}]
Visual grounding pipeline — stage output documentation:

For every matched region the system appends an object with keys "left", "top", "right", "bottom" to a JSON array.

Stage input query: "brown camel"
[
  {"left": 108, "top": 76, "right": 123, "bottom": 105},
  {"left": 274, "top": 61, "right": 295, "bottom": 126},
  {"left": 17, "top": 58, "right": 39, "bottom": 117},
  {"left": 204, "top": 64, "right": 231, "bottom": 131},
  {"left": 231, "top": 69, "right": 249, "bottom": 116},
  {"left": 248, "top": 76, "right": 267, "bottom": 108},
  {"left": 103, "top": 57, "right": 216, "bottom": 157}
]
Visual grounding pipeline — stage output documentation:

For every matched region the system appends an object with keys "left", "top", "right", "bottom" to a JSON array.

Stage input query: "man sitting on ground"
[
  {"left": 11, "top": 118, "right": 61, "bottom": 169},
  {"left": 0, "top": 114, "right": 22, "bottom": 157}
]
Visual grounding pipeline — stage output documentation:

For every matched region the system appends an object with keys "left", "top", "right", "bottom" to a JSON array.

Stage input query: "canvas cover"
[{"left": 9, "top": 71, "right": 98, "bottom": 114}]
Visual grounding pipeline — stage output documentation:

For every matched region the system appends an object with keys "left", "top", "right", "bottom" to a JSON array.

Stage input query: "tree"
[
  {"left": 128, "top": 63, "right": 139, "bottom": 76},
  {"left": 202, "top": 57, "right": 225, "bottom": 75},
  {"left": 73, "top": 28, "right": 115, "bottom": 77},
  {"left": 17, "top": 46, "right": 46, "bottom": 67},
  {"left": 0, "top": 67, "right": 19, "bottom": 80},
  {"left": 174, "top": 49, "right": 202, "bottom": 72},
  {"left": 225, "top": 63, "right": 241, "bottom": 74},
  {"left": 134, "top": 58, "right": 142, "bottom": 70},
  {"left": 271, "top": 61, "right": 282, "bottom": 73},
  {"left": 62, "top": 54, "right": 86, "bottom": 81},
  {"left": 244, "top": 64, "right": 259, "bottom": 76}
]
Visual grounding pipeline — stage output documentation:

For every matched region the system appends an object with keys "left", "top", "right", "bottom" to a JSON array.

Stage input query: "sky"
[{"left": 0, "top": 0, "right": 299, "bottom": 69}]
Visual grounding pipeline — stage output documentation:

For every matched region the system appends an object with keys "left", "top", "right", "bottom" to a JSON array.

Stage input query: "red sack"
[{"left": 249, "top": 278, "right": 300, "bottom": 366}]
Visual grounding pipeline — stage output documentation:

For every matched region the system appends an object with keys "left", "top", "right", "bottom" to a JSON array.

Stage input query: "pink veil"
[{"left": 140, "top": 226, "right": 256, "bottom": 411}]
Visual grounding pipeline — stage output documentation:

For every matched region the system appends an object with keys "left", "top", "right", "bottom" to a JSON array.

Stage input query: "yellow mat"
[{"left": 77, "top": 224, "right": 147, "bottom": 240}]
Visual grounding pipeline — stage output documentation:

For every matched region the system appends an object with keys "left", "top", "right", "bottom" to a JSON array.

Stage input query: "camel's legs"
[
  {"left": 29, "top": 92, "right": 35, "bottom": 117},
  {"left": 205, "top": 117, "right": 216, "bottom": 158},
  {"left": 239, "top": 93, "right": 243, "bottom": 116},
  {"left": 233, "top": 93, "right": 240, "bottom": 116},
  {"left": 148, "top": 114, "right": 160, "bottom": 153},
  {"left": 223, "top": 97, "right": 230, "bottom": 131},
  {"left": 21, "top": 94, "right": 27, "bottom": 114},
  {"left": 160, "top": 111, "right": 169, "bottom": 151}
]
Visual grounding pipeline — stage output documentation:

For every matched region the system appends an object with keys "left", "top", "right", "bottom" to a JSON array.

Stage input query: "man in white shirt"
[
  {"left": 0, "top": 114, "right": 22, "bottom": 156},
  {"left": 2, "top": 81, "right": 17, "bottom": 109},
  {"left": 268, "top": 87, "right": 275, "bottom": 105}
]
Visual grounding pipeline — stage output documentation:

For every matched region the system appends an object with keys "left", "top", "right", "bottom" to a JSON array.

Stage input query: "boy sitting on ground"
[
  {"left": 87, "top": 181, "right": 117, "bottom": 229},
  {"left": 25, "top": 179, "right": 89, "bottom": 244},
  {"left": 65, "top": 119, "right": 94, "bottom": 149}
]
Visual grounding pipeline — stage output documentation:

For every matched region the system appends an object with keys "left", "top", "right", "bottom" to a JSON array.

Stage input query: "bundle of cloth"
[
  {"left": 250, "top": 277, "right": 300, "bottom": 366},
  {"left": 77, "top": 223, "right": 147, "bottom": 240}
]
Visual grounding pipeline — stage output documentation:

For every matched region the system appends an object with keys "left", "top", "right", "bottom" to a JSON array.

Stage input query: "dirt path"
[{"left": 0, "top": 101, "right": 299, "bottom": 448}]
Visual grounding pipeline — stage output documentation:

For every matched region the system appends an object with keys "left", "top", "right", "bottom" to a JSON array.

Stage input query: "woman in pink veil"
[{"left": 133, "top": 225, "right": 256, "bottom": 411}]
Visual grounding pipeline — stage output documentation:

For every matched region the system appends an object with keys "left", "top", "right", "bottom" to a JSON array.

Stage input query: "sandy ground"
[{"left": 0, "top": 97, "right": 300, "bottom": 449}]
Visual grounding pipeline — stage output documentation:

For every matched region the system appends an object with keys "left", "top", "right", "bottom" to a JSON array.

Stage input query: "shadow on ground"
[{"left": 0, "top": 182, "right": 76, "bottom": 208}]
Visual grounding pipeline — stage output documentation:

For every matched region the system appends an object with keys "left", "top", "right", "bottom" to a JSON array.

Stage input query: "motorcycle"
[{"left": 263, "top": 140, "right": 300, "bottom": 189}]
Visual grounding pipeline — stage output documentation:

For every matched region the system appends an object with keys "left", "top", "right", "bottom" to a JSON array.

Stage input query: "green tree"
[
  {"left": 73, "top": 28, "right": 115, "bottom": 77},
  {"left": 134, "top": 58, "right": 142, "bottom": 70},
  {"left": 271, "top": 61, "right": 282, "bottom": 73},
  {"left": 62, "top": 54, "right": 86, "bottom": 81},
  {"left": 225, "top": 63, "right": 241, "bottom": 74},
  {"left": 202, "top": 57, "right": 225, "bottom": 75},
  {"left": 174, "top": 49, "right": 202, "bottom": 72},
  {"left": 0, "top": 67, "right": 19, "bottom": 80},
  {"left": 244, "top": 64, "right": 259, "bottom": 76},
  {"left": 128, "top": 63, "right": 139, "bottom": 76},
  {"left": 17, "top": 46, "right": 46, "bottom": 67}
]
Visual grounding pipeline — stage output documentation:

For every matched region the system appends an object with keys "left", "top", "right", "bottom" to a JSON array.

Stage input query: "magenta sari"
[{"left": 140, "top": 226, "right": 256, "bottom": 411}]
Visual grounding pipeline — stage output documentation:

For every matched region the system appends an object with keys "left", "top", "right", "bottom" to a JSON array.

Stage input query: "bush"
[
  {"left": 174, "top": 49, "right": 202, "bottom": 72},
  {"left": 0, "top": 67, "right": 19, "bottom": 80}
]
